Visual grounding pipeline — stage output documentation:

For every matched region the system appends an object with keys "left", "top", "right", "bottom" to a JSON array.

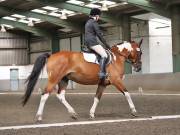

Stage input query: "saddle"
[{"left": 82, "top": 45, "right": 113, "bottom": 65}]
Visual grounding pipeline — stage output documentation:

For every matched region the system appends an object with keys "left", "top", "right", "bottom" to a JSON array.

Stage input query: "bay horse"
[{"left": 22, "top": 40, "right": 143, "bottom": 121}]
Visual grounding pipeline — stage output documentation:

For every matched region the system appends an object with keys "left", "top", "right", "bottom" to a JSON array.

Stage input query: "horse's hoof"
[
  {"left": 35, "top": 115, "right": 43, "bottom": 123},
  {"left": 70, "top": 112, "right": 78, "bottom": 120},
  {"left": 131, "top": 111, "right": 138, "bottom": 117},
  {"left": 89, "top": 113, "right": 95, "bottom": 120}
]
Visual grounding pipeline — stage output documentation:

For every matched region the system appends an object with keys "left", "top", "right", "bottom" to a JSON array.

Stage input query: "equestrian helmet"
[{"left": 90, "top": 8, "right": 101, "bottom": 16}]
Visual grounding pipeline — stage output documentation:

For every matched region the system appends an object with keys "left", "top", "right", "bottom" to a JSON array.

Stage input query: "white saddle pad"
[{"left": 83, "top": 53, "right": 99, "bottom": 64}]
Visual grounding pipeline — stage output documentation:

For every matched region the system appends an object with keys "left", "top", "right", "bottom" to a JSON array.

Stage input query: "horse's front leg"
[
  {"left": 112, "top": 80, "right": 137, "bottom": 116},
  {"left": 90, "top": 84, "right": 106, "bottom": 119}
]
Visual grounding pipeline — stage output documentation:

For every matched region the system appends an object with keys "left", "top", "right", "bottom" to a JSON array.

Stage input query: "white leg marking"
[
  {"left": 36, "top": 93, "right": 49, "bottom": 120},
  {"left": 124, "top": 92, "right": 136, "bottom": 113},
  {"left": 56, "top": 90, "right": 75, "bottom": 114},
  {"left": 90, "top": 97, "right": 99, "bottom": 118}
]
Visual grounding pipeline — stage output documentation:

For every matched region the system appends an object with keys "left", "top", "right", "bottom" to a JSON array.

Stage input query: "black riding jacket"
[{"left": 84, "top": 18, "right": 109, "bottom": 48}]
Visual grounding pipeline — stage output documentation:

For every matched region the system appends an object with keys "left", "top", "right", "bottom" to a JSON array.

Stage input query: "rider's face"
[{"left": 95, "top": 15, "right": 100, "bottom": 21}]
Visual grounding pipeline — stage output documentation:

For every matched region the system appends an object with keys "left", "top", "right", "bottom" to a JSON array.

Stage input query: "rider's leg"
[{"left": 90, "top": 45, "right": 108, "bottom": 80}]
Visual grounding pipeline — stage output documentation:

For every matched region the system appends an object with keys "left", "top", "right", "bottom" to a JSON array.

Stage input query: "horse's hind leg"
[
  {"left": 36, "top": 82, "right": 55, "bottom": 121},
  {"left": 112, "top": 80, "right": 137, "bottom": 116},
  {"left": 56, "top": 77, "right": 77, "bottom": 119},
  {"left": 90, "top": 84, "right": 106, "bottom": 119}
]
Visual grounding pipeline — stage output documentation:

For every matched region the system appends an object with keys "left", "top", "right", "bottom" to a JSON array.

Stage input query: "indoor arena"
[{"left": 0, "top": 0, "right": 180, "bottom": 135}]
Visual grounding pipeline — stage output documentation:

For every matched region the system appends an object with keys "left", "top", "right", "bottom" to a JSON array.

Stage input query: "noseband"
[{"left": 119, "top": 48, "right": 142, "bottom": 66}]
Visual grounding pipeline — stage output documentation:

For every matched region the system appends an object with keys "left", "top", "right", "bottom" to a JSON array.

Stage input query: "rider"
[{"left": 84, "top": 8, "right": 111, "bottom": 80}]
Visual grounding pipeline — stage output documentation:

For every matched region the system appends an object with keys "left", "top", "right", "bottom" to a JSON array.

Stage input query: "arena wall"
[
  {"left": 75, "top": 72, "right": 180, "bottom": 92},
  {"left": 0, "top": 65, "right": 179, "bottom": 91}
]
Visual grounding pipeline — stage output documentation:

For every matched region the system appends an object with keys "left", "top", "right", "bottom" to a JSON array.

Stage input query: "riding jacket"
[{"left": 85, "top": 18, "right": 110, "bottom": 49}]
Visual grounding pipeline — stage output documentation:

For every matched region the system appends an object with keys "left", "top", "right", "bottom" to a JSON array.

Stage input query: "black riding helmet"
[{"left": 90, "top": 8, "right": 101, "bottom": 16}]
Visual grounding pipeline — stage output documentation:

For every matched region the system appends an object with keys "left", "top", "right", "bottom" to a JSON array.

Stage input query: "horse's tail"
[{"left": 22, "top": 53, "right": 50, "bottom": 106}]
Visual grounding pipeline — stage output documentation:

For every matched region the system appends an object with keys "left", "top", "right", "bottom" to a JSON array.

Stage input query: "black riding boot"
[{"left": 99, "top": 57, "right": 107, "bottom": 80}]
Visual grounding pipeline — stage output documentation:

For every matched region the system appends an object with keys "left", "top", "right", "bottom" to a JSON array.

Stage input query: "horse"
[{"left": 22, "top": 39, "right": 143, "bottom": 121}]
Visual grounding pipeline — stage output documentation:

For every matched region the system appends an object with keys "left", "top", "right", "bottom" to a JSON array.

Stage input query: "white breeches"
[{"left": 90, "top": 45, "right": 108, "bottom": 58}]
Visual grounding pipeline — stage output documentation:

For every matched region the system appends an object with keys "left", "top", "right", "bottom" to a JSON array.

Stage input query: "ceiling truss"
[{"left": 0, "top": 0, "right": 171, "bottom": 37}]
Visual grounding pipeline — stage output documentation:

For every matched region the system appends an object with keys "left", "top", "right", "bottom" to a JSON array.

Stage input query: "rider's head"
[{"left": 90, "top": 8, "right": 101, "bottom": 21}]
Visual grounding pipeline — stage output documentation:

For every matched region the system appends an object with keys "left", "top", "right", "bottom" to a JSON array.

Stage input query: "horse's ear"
[{"left": 139, "top": 39, "right": 143, "bottom": 48}]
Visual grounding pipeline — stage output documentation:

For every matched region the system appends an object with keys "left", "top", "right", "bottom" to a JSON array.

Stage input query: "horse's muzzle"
[
  {"left": 133, "top": 62, "right": 142, "bottom": 72},
  {"left": 134, "top": 67, "right": 141, "bottom": 72}
]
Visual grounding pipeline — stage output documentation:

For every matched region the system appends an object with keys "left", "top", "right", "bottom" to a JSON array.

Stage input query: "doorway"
[{"left": 10, "top": 69, "right": 19, "bottom": 91}]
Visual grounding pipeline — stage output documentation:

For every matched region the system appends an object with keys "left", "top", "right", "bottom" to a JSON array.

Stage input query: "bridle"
[{"left": 117, "top": 47, "right": 142, "bottom": 67}]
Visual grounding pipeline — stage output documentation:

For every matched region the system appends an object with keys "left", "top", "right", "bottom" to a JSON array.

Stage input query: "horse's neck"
[
  {"left": 112, "top": 49, "right": 127, "bottom": 62},
  {"left": 111, "top": 46, "right": 130, "bottom": 59},
  {"left": 111, "top": 46, "right": 129, "bottom": 68},
  {"left": 111, "top": 52, "right": 126, "bottom": 72}
]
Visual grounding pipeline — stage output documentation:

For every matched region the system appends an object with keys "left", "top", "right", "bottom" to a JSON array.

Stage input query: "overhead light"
[
  {"left": 28, "top": 19, "right": 34, "bottom": 27},
  {"left": 101, "top": 3, "right": 108, "bottom": 11},
  {"left": 121, "top": 2, "right": 128, "bottom": 5},
  {"left": 48, "top": 12, "right": 61, "bottom": 17},
  {"left": 0, "top": 0, "right": 6, "bottom": 2},
  {"left": 60, "top": 12, "right": 67, "bottom": 20},
  {"left": 18, "top": 19, "right": 29, "bottom": 24},
  {"left": 2, "top": 16, "right": 16, "bottom": 21},
  {"left": 1, "top": 25, "right": 6, "bottom": 32},
  {"left": 66, "top": 0, "right": 85, "bottom": 6},
  {"left": 85, "top": 3, "right": 101, "bottom": 8},
  {"left": 31, "top": 9, "right": 47, "bottom": 14},
  {"left": 11, "top": 14, "right": 26, "bottom": 19},
  {"left": 42, "top": 6, "right": 58, "bottom": 11}
]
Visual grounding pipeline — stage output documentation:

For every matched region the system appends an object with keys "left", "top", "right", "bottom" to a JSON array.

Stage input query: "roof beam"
[
  {"left": 28, "top": 0, "right": 122, "bottom": 25},
  {"left": 25, "top": 0, "right": 148, "bottom": 25},
  {"left": 52, "top": 2, "right": 147, "bottom": 25},
  {"left": 116, "top": 0, "right": 170, "bottom": 18},
  {"left": 0, "top": 6, "right": 83, "bottom": 32},
  {"left": 0, "top": 19, "right": 51, "bottom": 37},
  {"left": 0, "top": 0, "right": 149, "bottom": 35},
  {"left": 29, "top": 0, "right": 145, "bottom": 25},
  {"left": 55, "top": 3, "right": 122, "bottom": 24},
  {"left": 130, "top": 17, "right": 147, "bottom": 24},
  {"left": 128, "top": 10, "right": 149, "bottom": 16},
  {"left": 22, "top": 12, "right": 83, "bottom": 32}
]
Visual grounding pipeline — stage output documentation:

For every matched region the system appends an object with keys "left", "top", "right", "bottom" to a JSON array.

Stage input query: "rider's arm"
[{"left": 93, "top": 22, "right": 110, "bottom": 49}]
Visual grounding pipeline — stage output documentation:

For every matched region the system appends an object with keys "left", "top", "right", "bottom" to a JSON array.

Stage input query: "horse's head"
[{"left": 112, "top": 39, "right": 143, "bottom": 72}]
